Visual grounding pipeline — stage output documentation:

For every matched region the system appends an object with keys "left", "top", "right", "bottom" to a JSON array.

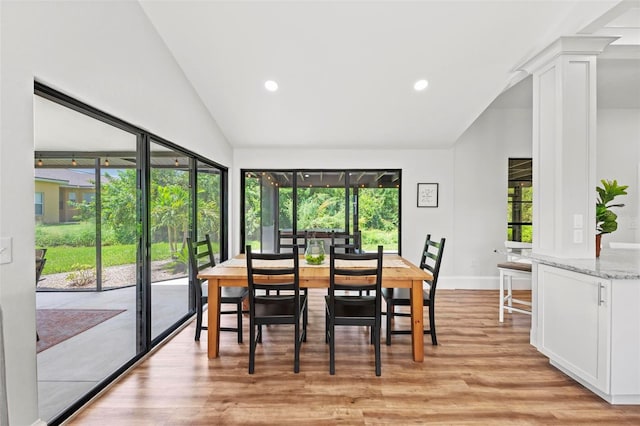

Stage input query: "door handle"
[{"left": 598, "top": 283, "right": 605, "bottom": 306}]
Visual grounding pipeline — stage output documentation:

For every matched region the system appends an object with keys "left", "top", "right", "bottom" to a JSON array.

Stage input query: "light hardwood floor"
[{"left": 68, "top": 289, "right": 640, "bottom": 425}]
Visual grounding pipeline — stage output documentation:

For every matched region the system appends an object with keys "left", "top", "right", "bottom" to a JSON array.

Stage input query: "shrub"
[
  {"left": 65, "top": 264, "right": 97, "bottom": 287},
  {"left": 36, "top": 223, "right": 96, "bottom": 247}
]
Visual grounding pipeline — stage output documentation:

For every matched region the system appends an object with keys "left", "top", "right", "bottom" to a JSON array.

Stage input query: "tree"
[
  {"left": 150, "top": 169, "right": 190, "bottom": 257},
  {"left": 101, "top": 170, "right": 138, "bottom": 244},
  {"left": 197, "top": 172, "right": 221, "bottom": 240}
]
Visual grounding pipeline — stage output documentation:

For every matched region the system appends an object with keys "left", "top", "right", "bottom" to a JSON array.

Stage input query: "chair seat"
[
  {"left": 221, "top": 286, "right": 249, "bottom": 302},
  {"left": 325, "top": 295, "right": 377, "bottom": 318},
  {"left": 497, "top": 261, "right": 532, "bottom": 273},
  {"left": 381, "top": 287, "right": 430, "bottom": 305},
  {"left": 255, "top": 295, "right": 302, "bottom": 318},
  {"left": 202, "top": 285, "right": 248, "bottom": 301}
]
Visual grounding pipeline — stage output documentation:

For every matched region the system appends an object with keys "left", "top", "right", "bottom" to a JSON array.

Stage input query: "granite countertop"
[{"left": 510, "top": 249, "right": 640, "bottom": 280}]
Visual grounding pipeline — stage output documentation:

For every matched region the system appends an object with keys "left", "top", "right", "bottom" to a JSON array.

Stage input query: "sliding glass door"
[
  {"left": 149, "top": 143, "right": 191, "bottom": 340},
  {"left": 34, "top": 94, "right": 140, "bottom": 423},
  {"left": 34, "top": 84, "right": 228, "bottom": 425}
]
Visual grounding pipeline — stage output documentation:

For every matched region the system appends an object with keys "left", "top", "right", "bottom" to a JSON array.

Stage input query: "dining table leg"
[
  {"left": 410, "top": 279, "right": 425, "bottom": 362},
  {"left": 207, "top": 278, "right": 221, "bottom": 358}
]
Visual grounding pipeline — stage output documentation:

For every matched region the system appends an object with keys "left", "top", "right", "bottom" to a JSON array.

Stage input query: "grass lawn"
[{"left": 43, "top": 243, "right": 175, "bottom": 274}]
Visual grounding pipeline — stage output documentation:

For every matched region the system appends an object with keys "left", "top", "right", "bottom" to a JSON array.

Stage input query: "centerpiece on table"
[{"left": 304, "top": 238, "right": 325, "bottom": 265}]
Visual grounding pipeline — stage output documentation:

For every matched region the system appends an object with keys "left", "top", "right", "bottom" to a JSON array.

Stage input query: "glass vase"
[{"left": 304, "top": 239, "right": 325, "bottom": 265}]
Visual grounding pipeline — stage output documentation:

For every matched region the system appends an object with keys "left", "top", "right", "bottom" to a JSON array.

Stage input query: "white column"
[{"left": 519, "top": 36, "right": 617, "bottom": 258}]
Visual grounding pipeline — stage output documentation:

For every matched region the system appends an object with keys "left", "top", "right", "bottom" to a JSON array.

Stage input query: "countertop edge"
[
  {"left": 531, "top": 257, "right": 640, "bottom": 280},
  {"left": 496, "top": 248, "right": 640, "bottom": 280}
]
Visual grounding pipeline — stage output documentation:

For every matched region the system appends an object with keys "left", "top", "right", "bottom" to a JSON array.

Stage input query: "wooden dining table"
[{"left": 198, "top": 254, "right": 432, "bottom": 362}]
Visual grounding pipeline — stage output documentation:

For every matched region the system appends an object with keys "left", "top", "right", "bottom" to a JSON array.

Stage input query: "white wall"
[
  {"left": 597, "top": 108, "right": 640, "bottom": 245},
  {"left": 451, "top": 107, "right": 533, "bottom": 287},
  {"left": 0, "top": 2, "right": 231, "bottom": 424}
]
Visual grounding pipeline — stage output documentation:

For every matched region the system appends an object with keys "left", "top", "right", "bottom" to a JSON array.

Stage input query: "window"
[
  {"left": 241, "top": 169, "right": 401, "bottom": 253},
  {"left": 35, "top": 192, "right": 44, "bottom": 216},
  {"left": 507, "top": 158, "right": 532, "bottom": 242}
]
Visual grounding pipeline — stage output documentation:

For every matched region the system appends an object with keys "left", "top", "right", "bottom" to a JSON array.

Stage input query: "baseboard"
[{"left": 438, "top": 276, "right": 532, "bottom": 290}]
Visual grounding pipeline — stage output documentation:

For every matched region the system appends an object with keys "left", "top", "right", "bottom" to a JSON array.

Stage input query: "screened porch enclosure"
[{"left": 242, "top": 169, "right": 401, "bottom": 254}]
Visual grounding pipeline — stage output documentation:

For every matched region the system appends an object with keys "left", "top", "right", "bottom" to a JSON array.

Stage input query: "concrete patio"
[{"left": 36, "top": 278, "right": 190, "bottom": 422}]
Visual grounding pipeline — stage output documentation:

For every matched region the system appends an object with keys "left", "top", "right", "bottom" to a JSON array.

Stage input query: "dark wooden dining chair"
[
  {"left": 187, "top": 235, "right": 248, "bottom": 343},
  {"left": 35, "top": 248, "right": 47, "bottom": 285},
  {"left": 246, "top": 245, "right": 307, "bottom": 374},
  {"left": 325, "top": 245, "right": 383, "bottom": 376},
  {"left": 331, "top": 231, "right": 361, "bottom": 254},
  {"left": 273, "top": 230, "right": 307, "bottom": 297},
  {"left": 276, "top": 230, "right": 307, "bottom": 253},
  {"left": 35, "top": 248, "right": 47, "bottom": 341},
  {"left": 382, "top": 234, "right": 445, "bottom": 346},
  {"left": 332, "top": 231, "right": 366, "bottom": 295}
]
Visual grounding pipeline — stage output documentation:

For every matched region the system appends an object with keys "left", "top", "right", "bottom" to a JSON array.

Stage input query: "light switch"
[
  {"left": 573, "top": 229, "right": 583, "bottom": 244},
  {"left": 0, "top": 237, "right": 12, "bottom": 264},
  {"left": 573, "top": 214, "right": 583, "bottom": 229}
]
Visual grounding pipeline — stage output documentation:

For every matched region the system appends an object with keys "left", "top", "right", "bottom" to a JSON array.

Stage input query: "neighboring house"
[{"left": 34, "top": 168, "right": 95, "bottom": 224}]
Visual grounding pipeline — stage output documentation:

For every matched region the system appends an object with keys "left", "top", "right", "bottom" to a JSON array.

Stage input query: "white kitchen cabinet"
[{"left": 535, "top": 263, "right": 640, "bottom": 404}]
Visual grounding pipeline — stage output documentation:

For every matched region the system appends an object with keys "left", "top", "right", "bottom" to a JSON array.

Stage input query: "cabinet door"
[{"left": 539, "top": 265, "right": 610, "bottom": 393}]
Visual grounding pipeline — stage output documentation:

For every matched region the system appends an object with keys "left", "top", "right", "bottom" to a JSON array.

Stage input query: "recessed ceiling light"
[
  {"left": 265, "top": 80, "right": 279, "bottom": 92},
  {"left": 414, "top": 79, "right": 429, "bottom": 91}
]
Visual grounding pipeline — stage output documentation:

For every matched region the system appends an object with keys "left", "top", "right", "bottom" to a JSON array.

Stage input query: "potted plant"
[{"left": 596, "top": 179, "right": 628, "bottom": 256}]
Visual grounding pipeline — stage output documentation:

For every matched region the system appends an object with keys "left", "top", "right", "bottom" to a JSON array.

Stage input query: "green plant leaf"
[{"left": 595, "top": 179, "right": 628, "bottom": 234}]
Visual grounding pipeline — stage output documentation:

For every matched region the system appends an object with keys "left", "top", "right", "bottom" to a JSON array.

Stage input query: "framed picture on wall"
[{"left": 417, "top": 183, "right": 438, "bottom": 207}]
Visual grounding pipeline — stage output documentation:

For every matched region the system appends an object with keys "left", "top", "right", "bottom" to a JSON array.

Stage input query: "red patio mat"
[{"left": 36, "top": 309, "right": 125, "bottom": 353}]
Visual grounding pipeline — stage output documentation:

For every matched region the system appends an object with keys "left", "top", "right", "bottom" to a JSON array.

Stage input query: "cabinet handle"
[{"left": 598, "top": 283, "right": 605, "bottom": 306}]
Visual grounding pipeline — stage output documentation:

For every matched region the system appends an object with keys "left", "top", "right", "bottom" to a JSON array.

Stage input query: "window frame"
[
  {"left": 35, "top": 191, "right": 44, "bottom": 216},
  {"left": 507, "top": 158, "right": 532, "bottom": 242},
  {"left": 241, "top": 168, "right": 402, "bottom": 254}
]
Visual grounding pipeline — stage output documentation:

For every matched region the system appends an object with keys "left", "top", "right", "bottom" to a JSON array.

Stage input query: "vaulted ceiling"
[{"left": 139, "top": 1, "right": 640, "bottom": 150}]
